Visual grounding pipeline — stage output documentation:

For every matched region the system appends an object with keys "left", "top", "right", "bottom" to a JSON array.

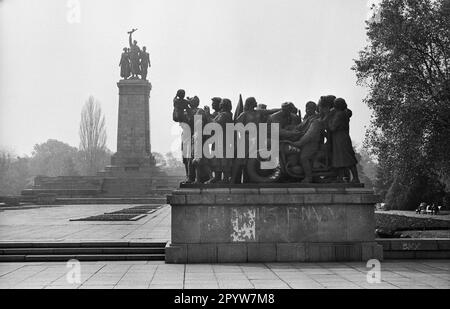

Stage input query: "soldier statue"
[
  {"left": 140, "top": 46, "right": 151, "bottom": 80},
  {"left": 119, "top": 47, "right": 131, "bottom": 79},
  {"left": 120, "top": 29, "right": 152, "bottom": 80},
  {"left": 128, "top": 29, "right": 141, "bottom": 79}
]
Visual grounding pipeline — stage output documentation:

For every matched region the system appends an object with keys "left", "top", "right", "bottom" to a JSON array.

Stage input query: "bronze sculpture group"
[
  {"left": 173, "top": 91, "right": 360, "bottom": 184},
  {"left": 119, "top": 29, "right": 151, "bottom": 80}
]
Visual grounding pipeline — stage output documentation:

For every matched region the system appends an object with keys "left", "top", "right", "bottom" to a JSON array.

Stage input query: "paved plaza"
[
  {"left": 0, "top": 204, "right": 449, "bottom": 289},
  {"left": 0, "top": 260, "right": 448, "bottom": 289},
  {"left": 0, "top": 204, "right": 170, "bottom": 242}
]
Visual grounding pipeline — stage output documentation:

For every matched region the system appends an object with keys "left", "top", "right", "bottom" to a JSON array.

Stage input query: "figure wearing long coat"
[
  {"left": 119, "top": 51, "right": 131, "bottom": 79},
  {"left": 140, "top": 50, "right": 151, "bottom": 80},
  {"left": 328, "top": 110, "right": 357, "bottom": 168}
]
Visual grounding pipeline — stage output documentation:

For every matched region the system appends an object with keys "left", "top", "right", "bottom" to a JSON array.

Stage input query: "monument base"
[
  {"left": 166, "top": 242, "right": 382, "bottom": 263},
  {"left": 166, "top": 186, "right": 383, "bottom": 263}
]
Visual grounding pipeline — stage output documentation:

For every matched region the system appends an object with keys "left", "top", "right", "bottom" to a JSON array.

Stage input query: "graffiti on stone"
[{"left": 231, "top": 207, "right": 256, "bottom": 241}]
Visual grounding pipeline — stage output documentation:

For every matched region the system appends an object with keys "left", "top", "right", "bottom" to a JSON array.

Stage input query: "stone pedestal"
[
  {"left": 98, "top": 79, "right": 169, "bottom": 194},
  {"left": 110, "top": 79, "right": 154, "bottom": 173},
  {"left": 166, "top": 187, "right": 383, "bottom": 263}
]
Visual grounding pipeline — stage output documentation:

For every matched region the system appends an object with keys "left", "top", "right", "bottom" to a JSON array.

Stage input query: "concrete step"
[
  {"left": 0, "top": 241, "right": 166, "bottom": 261},
  {"left": 0, "top": 254, "right": 165, "bottom": 262},
  {"left": 0, "top": 241, "right": 167, "bottom": 248},
  {"left": 34, "top": 185, "right": 101, "bottom": 190},
  {"left": 1, "top": 247, "right": 165, "bottom": 255},
  {"left": 22, "top": 189, "right": 101, "bottom": 197},
  {"left": 35, "top": 176, "right": 103, "bottom": 185}
]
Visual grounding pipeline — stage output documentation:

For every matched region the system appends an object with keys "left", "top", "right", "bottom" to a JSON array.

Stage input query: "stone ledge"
[
  {"left": 230, "top": 188, "right": 259, "bottom": 194},
  {"left": 165, "top": 242, "right": 383, "bottom": 263},
  {"left": 174, "top": 187, "right": 375, "bottom": 194},
  {"left": 377, "top": 238, "right": 450, "bottom": 251},
  {"left": 287, "top": 188, "right": 316, "bottom": 194},
  {"left": 117, "top": 80, "right": 152, "bottom": 95},
  {"left": 244, "top": 194, "right": 275, "bottom": 205},
  {"left": 204, "top": 188, "right": 231, "bottom": 194},
  {"left": 259, "top": 188, "right": 289, "bottom": 194},
  {"left": 180, "top": 183, "right": 365, "bottom": 189},
  {"left": 168, "top": 191, "right": 380, "bottom": 206}
]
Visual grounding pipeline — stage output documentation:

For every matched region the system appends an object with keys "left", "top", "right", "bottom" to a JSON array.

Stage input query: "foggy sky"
[{"left": 0, "top": 0, "right": 373, "bottom": 156}]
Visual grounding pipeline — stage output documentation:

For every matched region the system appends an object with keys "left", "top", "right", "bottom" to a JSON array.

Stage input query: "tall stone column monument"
[
  {"left": 105, "top": 28, "right": 160, "bottom": 179},
  {"left": 110, "top": 79, "right": 154, "bottom": 173},
  {"left": 20, "top": 29, "right": 184, "bottom": 200}
]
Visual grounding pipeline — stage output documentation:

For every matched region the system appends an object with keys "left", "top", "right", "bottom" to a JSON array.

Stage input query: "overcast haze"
[{"left": 0, "top": 0, "right": 374, "bottom": 156}]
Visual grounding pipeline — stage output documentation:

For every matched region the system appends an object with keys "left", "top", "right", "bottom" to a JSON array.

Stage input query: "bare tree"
[{"left": 79, "top": 96, "right": 108, "bottom": 175}]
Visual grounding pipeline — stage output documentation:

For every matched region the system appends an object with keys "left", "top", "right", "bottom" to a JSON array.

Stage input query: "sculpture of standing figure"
[
  {"left": 191, "top": 101, "right": 212, "bottom": 184},
  {"left": 172, "top": 89, "right": 191, "bottom": 181},
  {"left": 185, "top": 96, "right": 202, "bottom": 183},
  {"left": 207, "top": 99, "right": 233, "bottom": 184},
  {"left": 119, "top": 47, "right": 131, "bottom": 79},
  {"left": 128, "top": 29, "right": 141, "bottom": 79},
  {"left": 140, "top": 46, "right": 151, "bottom": 80},
  {"left": 328, "top": 98, "right": 360, "bottom": 183}
]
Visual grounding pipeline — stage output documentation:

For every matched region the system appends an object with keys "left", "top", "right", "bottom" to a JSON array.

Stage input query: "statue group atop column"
[{"left": 119, "top": 29, "right": 151, "bottom": 80}]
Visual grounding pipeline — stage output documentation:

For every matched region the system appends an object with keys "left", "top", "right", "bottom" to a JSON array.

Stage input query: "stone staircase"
[
  {"left": 101, "top": 178, "right": 171, "bottom": 196},
  {"left": 0, "top": 241, "right": 166, "bottom": 262},
  {"left": 16, "top": 174, "right": 185, "bottom": 205},
  {"left": 22, "top": 176, "right": 103, "bottom": 198}
]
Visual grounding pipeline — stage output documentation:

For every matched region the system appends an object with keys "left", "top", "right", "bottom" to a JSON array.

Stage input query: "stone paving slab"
[
  {"left": 0, "top": 204, "right": 170, "bottom": 242},
  {"left": 0, "top": 260, "right": 448, "bottom": 289}
]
